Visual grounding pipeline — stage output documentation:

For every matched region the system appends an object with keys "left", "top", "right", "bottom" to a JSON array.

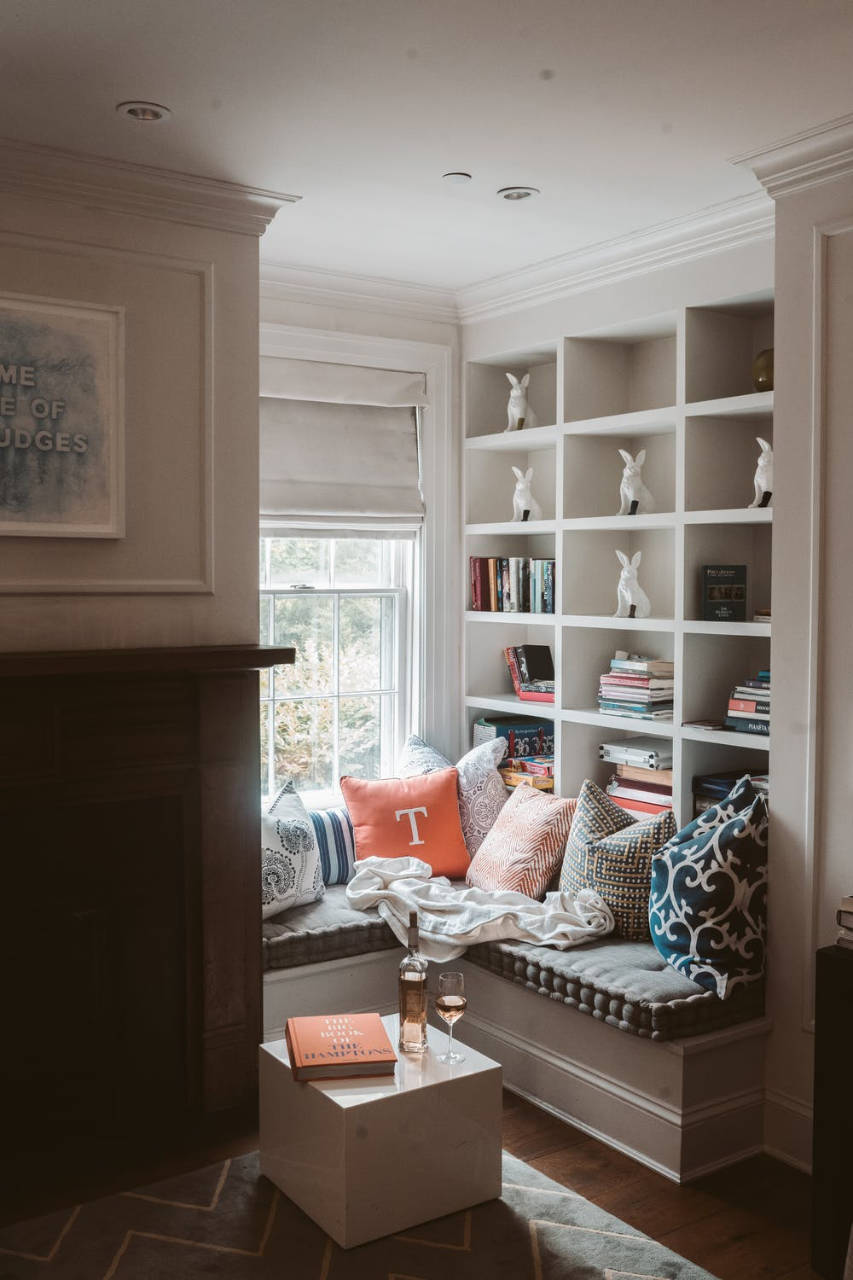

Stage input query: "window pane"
[
  {"left": 339, "top": 695, "right": 385, "bottom": 779},
  {"left": 333, "top": 538, "right": 385, "bottom": 586},
  {"left": 260, "top": 702, "right": 271, "bottom": 791},
  {"left": 259, "top": 594, "right": 271, "bottom": 644},
  {"left": 273, "top": 697, "right": 334, "bottom": 792},
  {"left": 268, "top": 537, "right": 331, "bottom": 588},
  {"left": 274, "top": 596, "right": 334, "bottom": 695},
  {"left": 339, "top": 596, "right": 396, "bottom": 692}
]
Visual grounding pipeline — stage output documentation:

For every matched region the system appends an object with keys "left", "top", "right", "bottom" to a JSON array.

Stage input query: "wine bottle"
[{"left": 398, "top": 910, "right": 428, "bottom": 1054}]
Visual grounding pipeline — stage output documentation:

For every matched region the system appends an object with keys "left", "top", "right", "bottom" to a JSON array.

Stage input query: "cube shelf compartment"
[{"left": 462, "top": 290, "right": 774, "bottom": 827}]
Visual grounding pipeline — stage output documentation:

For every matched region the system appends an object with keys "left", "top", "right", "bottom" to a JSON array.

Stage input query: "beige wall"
[
  {"left": 763, "top": 170, "right": 853, "bottom": 1169},
  {"left": 0, "top": 184, "right": 265, "bottom": 651}
]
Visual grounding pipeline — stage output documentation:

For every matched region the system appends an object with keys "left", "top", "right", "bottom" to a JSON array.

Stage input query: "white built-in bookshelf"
[{"left": 462, "top": 296, "right": 773, "bottom": 825}]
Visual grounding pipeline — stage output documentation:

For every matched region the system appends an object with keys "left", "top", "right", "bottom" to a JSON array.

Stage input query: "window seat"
[
  {"left": 263, "top": 887, "right": 763, "bottom": 1041},
  {"left": 262, "top": 888, "right": 770, "bottom": 1183},
  {"left": 465, "top": 937, "right": 764, "bottom": 1041}
]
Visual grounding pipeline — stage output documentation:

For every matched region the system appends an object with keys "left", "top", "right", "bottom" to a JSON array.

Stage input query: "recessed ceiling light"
[
  {"left": 498, "top": 186, "right": 540, "bottom": 200},
  {"left": 116, "top": 101, "right": 171, "bottom": 123},
  {"left": 442, "top": 171, "right": 472, "bottom": 184}
]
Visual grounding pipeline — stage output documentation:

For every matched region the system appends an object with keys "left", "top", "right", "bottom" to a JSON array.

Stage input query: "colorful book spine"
[{"left": 723, "top": 716, "right": 770, "bottom": 735}]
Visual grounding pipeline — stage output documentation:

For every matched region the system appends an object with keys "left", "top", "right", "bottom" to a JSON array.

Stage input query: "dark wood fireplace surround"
[{"left": 0, "top": 645, "right": 292, "bottom": 1199}]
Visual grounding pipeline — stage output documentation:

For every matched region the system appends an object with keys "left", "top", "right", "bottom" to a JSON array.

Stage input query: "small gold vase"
[{"left": 752, "top": 348, "right": 774, "bottom": 392}]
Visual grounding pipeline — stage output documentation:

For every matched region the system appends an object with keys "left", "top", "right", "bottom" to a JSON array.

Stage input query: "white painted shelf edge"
[
  {"left": 561, "top": 708, "right": 674, "bottom": 737},
  {"left": 464, "top": 693, "right": 557, "bottom": 720},
  {"left": 465, "top": 611, "right": 555, "bottom": 625},
  {"left": 464, "top": 424, "right": 559, "bottom": 452},
  {"left": 465, "top": 519, "right": 556, "bottom": 536},
  {"left": 683, "top": 620, "right": 771, "bottom": 637},
  {"left": 683, "top": 507, "right": 773, "bottom": 525},
  {"left": 685, "top": 391, "right": 773, "bottom": 418},
  {"left": 680, "top": 725, "right": 770, "bottom": 751},
  {"left": 563, "top": 405, "right": 678, "bottom": 436},
  {"left": 562, "top": 514, "right": 677, "bottom": 531},
  {"left": 560, "top": 614, "right": 676, "bottom": 632}
]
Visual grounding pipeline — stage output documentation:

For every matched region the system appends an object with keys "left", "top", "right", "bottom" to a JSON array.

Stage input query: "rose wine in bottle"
[{"left": 398, "top": 910, "right": 428, "bottom": 1054}]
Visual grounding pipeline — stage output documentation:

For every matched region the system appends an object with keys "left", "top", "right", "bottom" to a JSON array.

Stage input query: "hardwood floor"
[
  {"left": 2, "top": 1087, "right": 818, "bottom": 1279},
  {"left": 502, "top": 1089, "right": 819, "bottom": 1280}
]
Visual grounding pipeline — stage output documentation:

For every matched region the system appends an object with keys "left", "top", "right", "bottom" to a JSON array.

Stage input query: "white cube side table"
[{"left": 259, "top": 1013, "right": 502, "bottom": 1249}]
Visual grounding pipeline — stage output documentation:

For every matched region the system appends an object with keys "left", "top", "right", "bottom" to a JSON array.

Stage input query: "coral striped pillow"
[{"left": 466, "top": 784, "right": 577, "bottom": 899}]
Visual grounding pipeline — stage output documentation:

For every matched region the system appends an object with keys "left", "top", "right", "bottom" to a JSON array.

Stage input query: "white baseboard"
[{"left": 764, "top": 1088, "right": 814, "bottom": 1173}]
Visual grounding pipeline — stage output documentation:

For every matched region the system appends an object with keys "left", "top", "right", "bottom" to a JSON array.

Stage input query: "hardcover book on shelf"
[
  {"left": 473, "top": 716, "right": 554, "bottom": 758},
  {"left": 702, "top": 564, "right": 747, "bottom": 622},
  {"left": 468, "top": 555, "right": 555, "bottom": 615},
  {"left": 617, "top": 763, "right": 674, "bottom": 786},
  {"left": 503, "top": 644, "right": 555, "bottom": 703},
  {"left": 284, "top": 1012, "right": 397, "bottom": 1082}
]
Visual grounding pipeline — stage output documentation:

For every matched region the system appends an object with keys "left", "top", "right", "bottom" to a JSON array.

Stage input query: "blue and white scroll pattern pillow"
[
  {"left": 649, "top": 775, "right": 768, "bottom": 999},
  {"left": 261, "top": 781, "right": 325, "bottom": 918}
]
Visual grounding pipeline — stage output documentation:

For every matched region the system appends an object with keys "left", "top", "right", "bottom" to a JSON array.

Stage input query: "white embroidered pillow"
[
  {"left": 261, "top": 782, "right": 325, "bottom": 918},
  {"left": 467, "top": 784, "right": 577, "bottom": 899},
  {"left": 397, "top": 735, "right": 508, "bottom": 855}
]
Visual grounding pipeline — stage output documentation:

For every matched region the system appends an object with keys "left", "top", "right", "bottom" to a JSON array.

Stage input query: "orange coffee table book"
[{"left": 284, "top": 1012, "right": 397, "bottom": 1082}]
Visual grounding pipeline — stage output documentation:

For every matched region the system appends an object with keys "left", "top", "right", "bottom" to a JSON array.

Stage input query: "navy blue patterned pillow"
[{"left": 649, "top": 775, "right": 768, "bottom": 998}]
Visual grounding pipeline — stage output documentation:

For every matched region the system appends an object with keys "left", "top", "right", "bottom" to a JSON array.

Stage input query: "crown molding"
[
  {"left": 730, "top": 112, "right": 853, "bottom": 200},
  {"left": 0, "top": 138, "right": 298, "bottom": 236},
  {"left": 259, "top": 260, "right": 459, "bottom": 325},
  {"left": 455, "top": 192, "right": 774, "bottom": 325}
]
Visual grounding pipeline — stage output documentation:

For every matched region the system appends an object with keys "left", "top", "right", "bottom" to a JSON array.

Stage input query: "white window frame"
[
  {"left": 258, "top": 323, "right": 458, "bottom": 758},
  {"left": 259, "top": 532, "right": 417, "bottom": 803}
]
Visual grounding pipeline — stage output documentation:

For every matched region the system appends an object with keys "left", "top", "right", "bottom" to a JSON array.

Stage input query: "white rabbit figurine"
[
  {"left": 614, "top": 549, "right": 651, "bottom": 618},
  {"left": 748, "top": 437, "right": 773, "bottom": 508},
  {"left": 511, "top": 466, "right": 542, "bottom": 522},
  {"left": 618, "top": 448, "right": 655, "bottom": 514},
  {"left": 505, "top": 372, "right": 538, "bottom": 432}
]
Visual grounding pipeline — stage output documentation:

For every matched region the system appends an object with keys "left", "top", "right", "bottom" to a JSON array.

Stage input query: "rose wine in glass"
[{"left": 435, "top": 971, "right": 466, "bottom": 1064}]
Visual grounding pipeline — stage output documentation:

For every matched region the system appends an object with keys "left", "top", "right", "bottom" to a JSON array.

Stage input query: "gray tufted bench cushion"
[
  {"left": 263, "top": 885, "right": 400, "bottom": 972},
  {"left": 464, "top": 936, "right": 764, "bottom": 1041}
]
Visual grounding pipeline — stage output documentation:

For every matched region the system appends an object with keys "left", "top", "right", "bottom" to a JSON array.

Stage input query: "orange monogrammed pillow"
[
  {"left": 340, "top": 768, "right": 470, "bottom": 879},
  {"left": 466, "top": 784, "right": 577, "bottom": 899}
]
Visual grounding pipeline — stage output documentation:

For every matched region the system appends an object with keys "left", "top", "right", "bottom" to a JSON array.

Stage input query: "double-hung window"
[
  {"left": 258, "top": 356, "right": 427, "bottom": 806},
  {"left": 259, "top": 532, "right": 417, "bottom": 806}
]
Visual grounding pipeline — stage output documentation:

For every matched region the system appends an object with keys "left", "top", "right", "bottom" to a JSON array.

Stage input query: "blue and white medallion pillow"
[
  {"left": 261, "top": 781, "right": 325, "bottom": 918},
  {"left": 397, "top": 734, "right": 508, "bottom": 855},
  {"left": 649, "top": 775, "right": 768, "bottom": 999}
]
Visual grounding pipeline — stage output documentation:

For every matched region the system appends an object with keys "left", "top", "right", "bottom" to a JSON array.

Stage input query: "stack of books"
[
  {"left": 504, "top": 644, "right": 555, "bottom": 703},
  {"left": 470, "top": 556, "right": 555, "bottom": 614},
  {"left": 693, "top": 770, "right": 769, "bottom": 816},
  {"left": 723, "top": 668, "right": 770, "bottom": 736},
  {"left": 606, "top": 763, "right": 673, "bottom": 819},
  {"left": 836, "top": 894, "right": 853, "bottom": 951},
  {"left": 499, "top": 756, "right": 555, "bottom": 792},
  {"left": 597, "top": 654, "right": 674, "bottom": 721}
]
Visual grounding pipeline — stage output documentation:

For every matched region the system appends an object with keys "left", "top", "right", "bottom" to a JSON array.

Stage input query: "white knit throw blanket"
[{"left": 345, "top": 856, "right": 614, "bottom": 962}]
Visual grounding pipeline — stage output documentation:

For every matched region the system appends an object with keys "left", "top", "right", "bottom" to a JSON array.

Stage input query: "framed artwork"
[{"left": 0, "top": 293, "right": 124, "bottom": 537}]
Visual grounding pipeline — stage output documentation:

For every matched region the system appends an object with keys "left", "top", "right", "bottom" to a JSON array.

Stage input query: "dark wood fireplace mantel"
[{"left": 0, "top": 643, "right": 293, "bottom": 1180}]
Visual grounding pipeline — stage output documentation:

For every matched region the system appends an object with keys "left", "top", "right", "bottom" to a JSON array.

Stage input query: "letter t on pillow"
[{"left": 340, "top": 768, "right": 471, "bottom": 878}]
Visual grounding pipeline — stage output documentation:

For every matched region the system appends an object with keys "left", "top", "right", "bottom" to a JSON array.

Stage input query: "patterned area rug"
[{"left": 0, "top": 1150, "right": 716, "bottom": 1278}]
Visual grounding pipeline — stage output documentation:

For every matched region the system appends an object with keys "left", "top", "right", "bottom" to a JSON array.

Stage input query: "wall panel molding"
[{"left": 0, "top": 233, "right": 215, "bottom": 594}]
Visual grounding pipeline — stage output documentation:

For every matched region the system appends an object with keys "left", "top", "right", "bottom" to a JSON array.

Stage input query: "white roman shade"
[{"left": 259, "top": 358, "right": 426, "bottom": 529}]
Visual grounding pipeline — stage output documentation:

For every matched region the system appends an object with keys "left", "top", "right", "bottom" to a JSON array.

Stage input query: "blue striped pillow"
[{"left": 309, "top": 807, "right": 357, "bottom": 885}]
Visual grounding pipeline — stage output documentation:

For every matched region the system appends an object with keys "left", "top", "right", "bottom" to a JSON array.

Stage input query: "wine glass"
[{"left": 435, "top": 971, "right": 466, "bottom": 1065}]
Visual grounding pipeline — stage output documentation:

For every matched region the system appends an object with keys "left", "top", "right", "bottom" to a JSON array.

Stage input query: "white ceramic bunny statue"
[
  {"left": 748, "top": 437, "right": 773, "bottom": 508},
  {"left": 617, "top": 449, "right": 655, "bottom": 514},
  {"left": 614, "top": 549, "right": 651, "bottom": 618},
  {"left": 505, "top": 372, "right": 538, "bottom": 432},
  {"left": 511, "top": 466, "right": 542, "bottom": 522}
]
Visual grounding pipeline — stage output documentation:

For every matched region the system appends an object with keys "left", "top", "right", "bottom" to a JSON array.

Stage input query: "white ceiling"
[{"left": 4, "top": 0, "right": 853, "bottom": 290}]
